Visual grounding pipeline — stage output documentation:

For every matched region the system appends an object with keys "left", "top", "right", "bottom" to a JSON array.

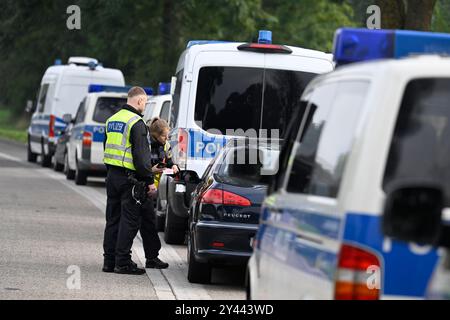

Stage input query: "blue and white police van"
[
  {"left": 157, "top": 30, "right": 334, "bottom": 244},
  {"left": 247, "top": 28, "right": 450, "bottom": 300},
  {"left": 143, "top": 82, "right": 172, "bottom": 123},
  {"left": 27, "top": 57, "right": 125, "bottom": 167},
  {"left": 64, "top": 84, "right": 153, "bottom": 185}
]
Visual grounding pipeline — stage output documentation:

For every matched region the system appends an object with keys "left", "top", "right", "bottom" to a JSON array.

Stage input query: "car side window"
[{"left": 160, "top": 101, "right": 171, "bottom": 122}]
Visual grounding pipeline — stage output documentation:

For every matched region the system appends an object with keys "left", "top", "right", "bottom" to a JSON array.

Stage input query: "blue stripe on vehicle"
[
  {"left": 343, "top": 212, "right": 439, "bottom": 298},
  {"left": 187, "top": 129, "right": 228, "bottom": 159},
  {"left": 85, "top": 125, "right": 105, "bottom": 143}
]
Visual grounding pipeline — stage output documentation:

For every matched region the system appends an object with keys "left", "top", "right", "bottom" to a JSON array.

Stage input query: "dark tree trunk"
[
  {"left": 404, "top": 0, "right": 437, "bottom": 31},
  {"left": 376, "top": 0, "right": 437, "bottom": 31}
]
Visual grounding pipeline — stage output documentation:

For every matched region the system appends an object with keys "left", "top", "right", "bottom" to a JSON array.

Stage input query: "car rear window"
[
  {"left": 217, "top": 146, "right": 276, "bottom": 186},
  {"left": 93, "top": 97, "right": 126, "bottom": 123},
  {"left": 194, "top": 66, "right": 316, "bottom": 138},
  {"left": 383, "top": 78, "right": 450, "bottom": 204}
]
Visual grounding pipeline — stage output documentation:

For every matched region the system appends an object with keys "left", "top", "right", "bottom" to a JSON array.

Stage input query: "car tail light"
[
  {"left": 237, "top": 43, "right": 293, "bottom": 54},
  {"left": 82, "top": 131, "right": 92, "bottom": 147},
  {"left": 335, "top": 244, "right": 381, "bottom": 300},
  {"left": 212, "top": 242, "right": 225, "bottom": 248},
  {"left": 49, "top": 115, "right": 56, "bottom": 138},
  {"left": 200, "top": 189, "right": 251, "bottom": 207},
  {"left": 177, "top": 128, "right": 188, "bottom": 170}
]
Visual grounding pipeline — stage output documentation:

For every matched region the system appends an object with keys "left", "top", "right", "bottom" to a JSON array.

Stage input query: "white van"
[
  {"left": 64, "top": 85, "right": 128, "bottom": 185},
  {"left": 27, "top": 57, "right": 125, "bottom": 167},
  {"left": 143, "top": 83, "right": 172, "bottom": 123},
  {"left": 247, "top": 28, "right": 450, "bottom": 300},
  {"left": 158, "top": 30, "right": 334, "bottom": 244}
]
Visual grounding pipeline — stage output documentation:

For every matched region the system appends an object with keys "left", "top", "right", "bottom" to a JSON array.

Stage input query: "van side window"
[
  {"left": 37, "top": 84, "right": 50, "bottom": 113},
  {"left": 383, "top": 78, "right": 450, "bottom": 204},
  {"left": 160, "top": 101, "right": 171, "bottom": 122},
  {"left": 286, "top": 83, "right": 337, "bottom": 194},
  {"left": 170, "top": 70, "right": 183, "bottom": 129},
  {"left": 74, "top": 99, "right": 87, "bottom": 124},
  {"left": 307, "top": 81, "right": 369, "bottom": 198}
]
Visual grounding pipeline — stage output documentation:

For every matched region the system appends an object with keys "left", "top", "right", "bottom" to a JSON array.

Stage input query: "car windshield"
[
  {"left": 194, "top": 66, "right": 316, "bottom": 138},
  {"left": 93, "top": 97, "right": 126, "bottom": 123},
  {"left": 384, "top": 78, "right": 450, "bottom": 205}
]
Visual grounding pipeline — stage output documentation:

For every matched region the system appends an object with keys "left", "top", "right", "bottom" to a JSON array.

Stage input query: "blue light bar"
[
  {"left": 54, "top": 59, "right": 62, "bottom": 66},
  {"left": 333, "top": 28, "right": 450, "bottom": 66},
  {"left": 158, "top": 82, "right": 171, "bottom": 95},
  {"left": 88, "top": 84, "right": 153, "bottom": 95},
  {"left": 258, "top": 30, "right": 272, "bottom": 44},
  {"left": 186, "top": 40, "right": 230, "bottom": 49}
]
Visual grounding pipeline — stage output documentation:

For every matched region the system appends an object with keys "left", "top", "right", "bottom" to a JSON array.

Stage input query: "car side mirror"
[
  {"left": 25, "top": 100, "right": 36, "bottom": 113},
  {"left": 63, "top": 113, "right": 73, "bottom": 124},
  {"left": 179, "top": 170, "right": 202, "bottom": 185},
  {"left": 382, "top": 185, "right": 444, "bottom": 246}
]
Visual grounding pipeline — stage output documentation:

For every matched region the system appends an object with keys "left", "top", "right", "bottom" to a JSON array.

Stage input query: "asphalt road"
[{"left": 0, "top": 138, "right": 245, "bottom": 300}]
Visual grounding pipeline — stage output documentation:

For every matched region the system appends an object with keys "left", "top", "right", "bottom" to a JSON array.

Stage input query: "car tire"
[
  {"left": 187, "top": 234, "right": 211, "bottom": 284},
  {"left": 163, "top": 202, "right": 187, "bottom": 245},
  {"left": 27, "top": 139, "right": 37, "bottom": 163},
  {"left": 74, "top": 159, "right": 88, "bottom": 185},
  {"left": 41, "top": 142, "right": 52, "bottom": 168},
  {"left": 64, "top": 153, "right": 75, "bottom": 180},
  {"left": 53, "top": 157, "right": 64, "bottom": 172}
]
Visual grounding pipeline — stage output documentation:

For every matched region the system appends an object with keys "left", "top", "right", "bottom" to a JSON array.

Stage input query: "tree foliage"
[{"left": 0, "top": 0, "right": 448, "bottom": 117}]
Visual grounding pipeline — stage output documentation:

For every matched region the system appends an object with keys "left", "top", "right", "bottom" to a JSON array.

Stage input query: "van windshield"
[
  {"left": 93, "top": 97, "right": 126, "bottom": 123},
  {"left": 384, "top": 78, "right": 450, "bottom": 205},
  {"left": 194, "top": 66, "right": 316, "bottom": 138}
]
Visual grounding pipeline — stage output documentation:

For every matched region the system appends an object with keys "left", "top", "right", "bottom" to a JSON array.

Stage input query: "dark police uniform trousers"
[{"left": 103, "top": 165, "right": 161, "bottom": 267}]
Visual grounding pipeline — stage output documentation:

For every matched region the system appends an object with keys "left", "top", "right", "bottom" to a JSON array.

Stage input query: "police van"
[
  {"left": 247, "top": 28, "right": 450, "bottom": 300},
  {"left": 27, "top": 57, "right": 125, "bottom": 167},
  {"left": 143, "top": 82, "right": 172, "bottom": 123},
  {"left": 158, "top": 30, "right": 334, "bottom": 244}
]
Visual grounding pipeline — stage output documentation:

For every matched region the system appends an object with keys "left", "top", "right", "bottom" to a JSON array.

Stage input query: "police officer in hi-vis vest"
[{"left": 102, "top": 86, "right": 169, "bottom": 275}]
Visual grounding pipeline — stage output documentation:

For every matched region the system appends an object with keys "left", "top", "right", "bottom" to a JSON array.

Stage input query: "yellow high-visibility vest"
[{"left": 104, "top": 109, "right": 142, "bottom": 171}]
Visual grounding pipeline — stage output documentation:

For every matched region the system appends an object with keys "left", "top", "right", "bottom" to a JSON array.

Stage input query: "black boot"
[
  {"left": 146, "top": 257, "right": 169, "bottom": 269},
  {"left": 114, "top": 262, "right": 146, "bottom": 275}
]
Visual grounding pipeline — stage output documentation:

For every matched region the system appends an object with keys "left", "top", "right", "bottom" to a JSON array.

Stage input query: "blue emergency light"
[
  {"left": 54, "top": 59, "right": 62, "bottom": 66},
  {"left": 333, "top": 28, "right": 450, "bottom": 66},
  {"left": 158, "top": 82, "right": 171, "bottom": 95},
  {"left": 88, "top": 84, "right": 153, "bottom": 95},
  {"left": 258, "top": 30, "right": 272, "bottom": 44}
]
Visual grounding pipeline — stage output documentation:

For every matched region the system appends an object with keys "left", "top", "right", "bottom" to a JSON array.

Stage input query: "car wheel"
[
  {"left": 74, "top": 159, "right": 87, "bottom": 185},
  {"left": 65, "top": 153, "right": 75, "bottom": 180},
  {"left": 163, "top": 202, "right": 187, "bottom": 245},
  {"left": 53, "top": 156, "right": 64, "bottom": 172},
  {"left": 27, "top": 139, "right": 37, "bottom": 163},
  {"left": 41, "top": 142, "right": 52, "bottom": 167},
  {"left": 187, "top": 233, "right": 211, "bottom": 284}
]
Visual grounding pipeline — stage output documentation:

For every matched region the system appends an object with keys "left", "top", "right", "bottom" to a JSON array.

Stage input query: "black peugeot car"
[{"left": 186, "top": 140, "right": 278, "bottom": 284}]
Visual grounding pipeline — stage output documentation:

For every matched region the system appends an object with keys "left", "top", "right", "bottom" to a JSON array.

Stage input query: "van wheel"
[
  {"left": 27, "top": 139, "right": 37, "bottom": 163},
  {"left": 41, "top": 143, "right": 52, "bottom": 167},
  {"left": 74, "top": 160, "right": 88, "bottom": 185},
  {"left": 164, "top": 202, "right": 187, "bottom": 245},
  {"left": 187, "top": 234, "right": 211, "bottom": 284},
  {"left": 64, "top": 153, "right": 75, "bottom": 180}
]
